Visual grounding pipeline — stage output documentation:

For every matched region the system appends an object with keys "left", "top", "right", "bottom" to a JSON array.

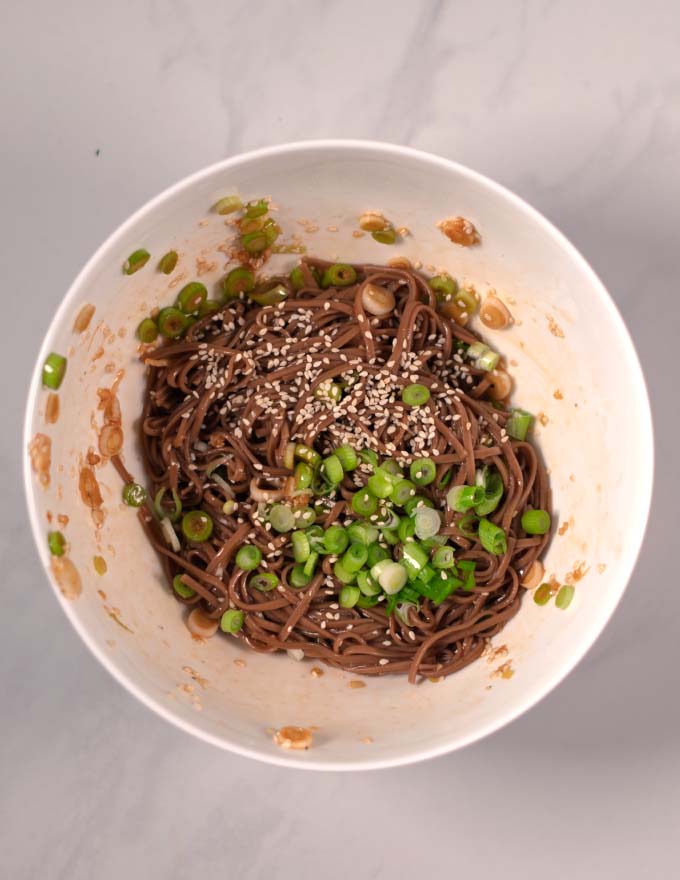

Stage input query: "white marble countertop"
[{"left": 2, "top": 1, "right": 679, "bottom": 877}]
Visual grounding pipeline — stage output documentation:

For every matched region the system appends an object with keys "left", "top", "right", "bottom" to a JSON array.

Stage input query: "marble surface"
[{"left": 2, "top": 0, "right": 679, "bottom": 876}]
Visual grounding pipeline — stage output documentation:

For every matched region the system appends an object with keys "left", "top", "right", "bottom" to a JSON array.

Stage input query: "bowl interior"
[{"left": 24, "top": 142, "right": 652, "bottom": 769}]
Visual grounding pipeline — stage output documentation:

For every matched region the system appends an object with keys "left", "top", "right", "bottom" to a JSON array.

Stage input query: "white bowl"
[{"left": 23, "top": 141, "right": 653, "bottom": 770}]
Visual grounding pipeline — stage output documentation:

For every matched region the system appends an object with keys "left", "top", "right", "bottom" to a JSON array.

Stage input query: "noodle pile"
[{"left": 130, "top": 258, "right": 551, "bottom": 682}]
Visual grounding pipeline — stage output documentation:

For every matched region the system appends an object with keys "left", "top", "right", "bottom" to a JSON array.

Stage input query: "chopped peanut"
[
  {"left": 521, "top": 560, "right": 544, "bottom": 589},
  {"left": 486, "top": 369, "right": 512, "bottom": 401},
  {"left": 79, "top": 466, "right": 103, "bottom": 509},
  {"left": 73, "top": 303, "right": 96, "bottom": 333},
  {"left": 480, "top": 293, "right": 512, "bottom": 329},
  {"left": 45, "top": 393, "right": 60, "bottom": 425},
  {"left": 437, "top": 216, "right": 481, "bottom": 246},
  {"left": 362, "top": 283, "right": 395, "bottom": 316},
  {"left": 387, "top": 256, "right": 412, "bottom": 270},
  {"left": 29, "top": 433, "right": 51, "bottom": 488},
  {"left": 51, "top": 556, "right": 82, "bottom": 600},
  {"left": 273, "top": 726, "right": 313, "bottom": 750},
  {"left": 186, "top": 608, "right": 219, "bottom": 639},
  {"left": 358, "top": 211, "right": 389, "bottom": 232},
  {"left": 99, "top": 424, "right": 123, "bottom": 457}
]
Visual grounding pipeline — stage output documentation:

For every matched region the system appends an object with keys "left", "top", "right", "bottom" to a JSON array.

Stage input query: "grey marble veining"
[{"left": 2, "top": 0, "right": 679, "bottom": 877}]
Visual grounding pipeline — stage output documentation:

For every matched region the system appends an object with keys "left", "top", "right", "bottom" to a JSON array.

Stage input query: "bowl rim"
[{"left": 23, "top": 138, "right": 654, "bottom": 771}]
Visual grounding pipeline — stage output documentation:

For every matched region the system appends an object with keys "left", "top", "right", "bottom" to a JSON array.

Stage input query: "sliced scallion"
[
  {"left": 339, "top": 585, "right": 361, "bottom": 608},
  {"left": 157, "top": 307, "right": 187, "bottom": 339},
  {"left": 249, "top": 572, "right": 278, "bottom": 592},
  {"left": 294, "top": 462, "right": 313, "bottom": 490},
  {"left": 389, "top": 477, "right": 415, "bottom": 509},
  {"left": 401, "top": 542, "right": 429, "bottom": 577},
  {"left": 373, "top": 560, "right": 408, "bottom": 594},
  {"left": 334, "top": 445, "right": 358, "bottom": 471},
  {"left": 341, "top": 544, "right": 368, "bottom": 573},
  {"left": 173, "top": 575, "right": 195, "bottom": 599},
  {"left": 181, "top": 510, "right": 213, "bottom": 542},
  {"left": 137, "top": 318, "right": 159, "bottom": 343},
  {"left": 351, "top": 489, "right": 378, "bottom": 517},
  {"left": 467, "top": 342, "right": 500, "bottom": 372},
  {"left": 333, "top": 558, "right": 357, "bottom": 585},
  {"left": 323, "top": 525, "right": 348, "bottom": 555},
  {"left": 397, "top": 517, "right": 416, "bottom": 543},
  {"left": 533, "top": 583, "right": 552, "bottom": 605},
  {"left": 447, "top": 484, "right": 484, "bottom": 512},
  {"left": 244, "top": 198, "right": 268, "bottom": 219},
  {"left": 295, "top": 444, "right": 321, "bottom": 467},
  {"left": 380, "top": 459, "right": 403, "bottom": 477},
  {"left": 371, "top": 227, "right": 396, "bottom": 244},
  {"left": 439, "top": 469, "right": 453, "bottom": 488},
  {"left": 270, "top": 503, "right": 295, "bottom": 533},
  {"left": 373, "top": 506, "right": 399, "bottom": 530},
  {"left": 381, "top": 528, "right": 400, "bottom": 546},
  {"left": 290, "top": 265, "right": 306, "bottom": 290},
  {"left": 414, "top": 507, "right": 441, "bottom": 540},
  {"left": 158, "top": 250, "right": 178, "bottom": 274},
  {"left": 153, "top": 486, "right": 182, "bottom": 522},
  {"left": 321, "top": 454, "right": 344, "bottom": 486},
  {"left": 288, "top": 563, "right": 312, "bottom": 590},
  {"left": 506, "top": 408, "right": 534, "bottom": 441},
  {"left": 403, "top": 495, "right": 434, "bottom": 516},
  {"left": 262, "top": 218, "right": 280, "bottom": 245},
  {"left": 555, "top": 584, "right": 575, "bottom": 609},
  {"left": 521, "top": 509, "right": 551, "bottom": 535},
  {"left": 176, "top": 282, "right": 207, "bottom": 314},
  {"left": 214, "top": 195, "right": 242, "bottom": 215},
  {"left": 367, "top": 468, "right": 396, "bottom": 499},
  {"left": 359, "top": 449, "right": 379, "bottom": 469},
  {"left": 122, "top": 481, "right": 147, "bottom": 507},
  {"left": 432, "top": 546, "right": 456, "bottom": 569},
  {"left": 241, "top": 230, "right": 268, "bottom": 254},
  {"left": 454, "top": 287, "right": 478, "bottom": 315},
  {"left": 401, "top": 383, "right": 430, "bottom": 406},
  {"left": 478, "top": 518, "right": 507, "bottom": 555},
  {"left": 292, "top": 530, "right": 311, "bottom": 563},
  {"left": 357, "top": 570, "right": 381, "bottom": 596},
  {"left": 473, "top": 467, "right": 504, "bottom": 517},
  {"left": 42, "top": 353, "right": 67, "bottom": 390},
  {"left": 123, "top": 248, "right": 150, "bottom": 274},
  {"left": 220, "top": 609, "right": 245, "bottom": 633},
  {"left": 221, "top": 266, "right": 255, "bottom": 300},
  {"left": 248, "top": 283, "right": 288, "bottom": 306},
  {"left": 198, "top": 299, "right": 221, "bottom": 318},
  {"left": 367, "top": 543, "right": 390, "bottom": 567},
  {"left": 305, "top": 526, "right": 325, "bottom": 553},
  {"left": 429, "top": 274, "right": 457, "bottom": 300},
  {"left": 409, "top": 458, "right": 436, "bottom": 487},
  {"left": 47, "top": 530, "right": 66, "bottom": 557},
  {"left": 347, "top": 522, "right": 379, "bottom": 546},
  {"left": 235, "top": 544, "right": 262, "bottom": 571},
  {"left": 321, "top": 263, "right": 357, "bottom": 288},
  {"left": 357, "top": 594, "right": 380, "bottom": 608},
  {"left": 303, "top": 551, "right": 319, "bottom": 578}
]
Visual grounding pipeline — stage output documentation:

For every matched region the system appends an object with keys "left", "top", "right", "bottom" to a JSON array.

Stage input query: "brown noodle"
[{"left": 121, "top": 258, "right": 551, "bottom": 683}]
